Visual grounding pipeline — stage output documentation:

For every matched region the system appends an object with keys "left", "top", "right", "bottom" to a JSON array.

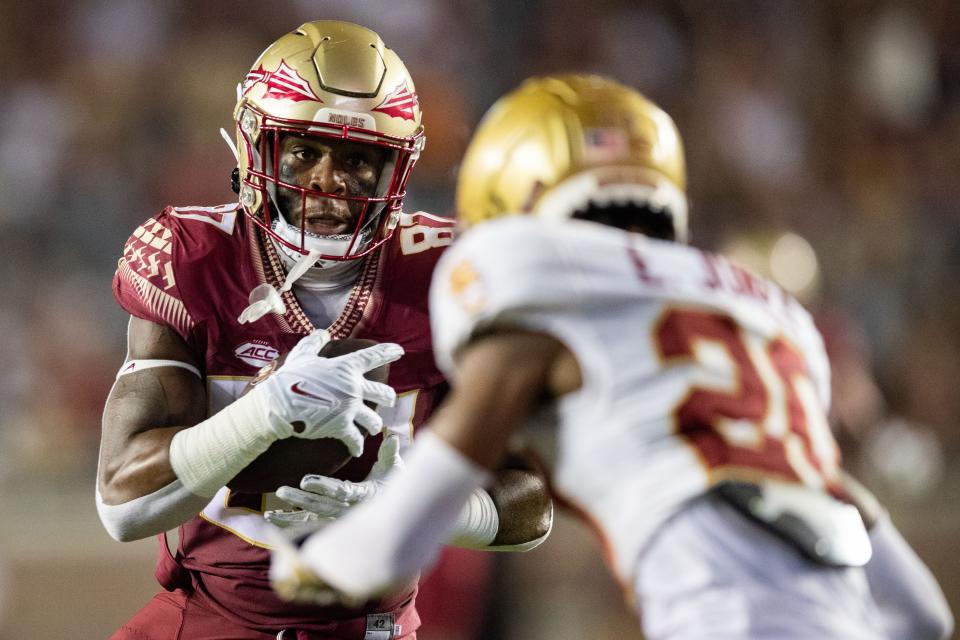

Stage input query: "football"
[{"left": 226, "top": 338, "right": 390, "bottom": 493}]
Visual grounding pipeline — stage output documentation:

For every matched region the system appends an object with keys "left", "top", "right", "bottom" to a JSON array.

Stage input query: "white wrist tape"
[
  {"left": 117, "top": 359, "right": 201, "bottom": 379},
  {"left": 448, "top": 488, "right": 499, "bottom": 549},
  {"left": 169, "top": 389, "right": 285, "bottom": 497},
  {"left": 300, "top": 430, "right": 493, "bottom": 600},
  {"left": 95, "top": 480, "right": 209, "bottom": 542}
]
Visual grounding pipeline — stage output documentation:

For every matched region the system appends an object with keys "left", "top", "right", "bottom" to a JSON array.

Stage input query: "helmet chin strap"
[
  {"left": 238, "top": 249, "right": 321, "bottom": 324},
  {"left": 237, "top": 216, "right": 373, "bottom": 325},
  {"left": 220, "top": 127, "right": 239, "bottom": 161}
]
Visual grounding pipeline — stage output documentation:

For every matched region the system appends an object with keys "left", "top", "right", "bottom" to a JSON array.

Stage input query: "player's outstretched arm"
[
  {"left": 439, "top": 330, "right": 569, "bottom": 550},
  {"left": 271, "top": 330, "right": 573, "bottom": 603},
  {"left": 269, "top": 437, "right": 552, "bottom": 550},
  {"left": 98, "top": 318, "right": 403, "bottom": 542}
]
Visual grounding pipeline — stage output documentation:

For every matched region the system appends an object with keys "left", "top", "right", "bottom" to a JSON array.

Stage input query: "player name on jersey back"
[
  {"left": 626, "top": 234, "right": 811, "bottom": 338},
  {"left": 432, "top": 217, "right": 825, "bottom": 387}
]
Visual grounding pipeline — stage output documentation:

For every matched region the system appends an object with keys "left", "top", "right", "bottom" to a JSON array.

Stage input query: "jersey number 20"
[{"left": 655, "top": 308, "right": 840, "bottom": 490}]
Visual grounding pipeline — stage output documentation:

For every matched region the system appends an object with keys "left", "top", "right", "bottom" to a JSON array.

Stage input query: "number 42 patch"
[{"left": 364, "top": 612, "right": 400, "bottom": 640}]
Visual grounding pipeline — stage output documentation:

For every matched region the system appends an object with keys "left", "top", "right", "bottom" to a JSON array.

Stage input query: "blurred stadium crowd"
[{"left": 0, "top": 0, "right": 957, "bottom": 637}]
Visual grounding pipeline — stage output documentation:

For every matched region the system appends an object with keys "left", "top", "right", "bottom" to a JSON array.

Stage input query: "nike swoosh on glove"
[{"left": 253, "top": 331, "right": 403, "bottom": 456}]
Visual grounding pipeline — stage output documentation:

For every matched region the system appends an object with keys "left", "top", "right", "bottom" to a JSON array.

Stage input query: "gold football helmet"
[
  {"left": 234, "top": 20, "right": 424, "bottom": 262},
  {"left": 456, "top": 74, "right": 688, "bottom": 241}
]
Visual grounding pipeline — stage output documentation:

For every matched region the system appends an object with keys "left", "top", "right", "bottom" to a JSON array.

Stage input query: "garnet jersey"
[
  {"left": 430, "top": 217, "right": 842, "bottom": 582},
  {"left": 113, "top": 203, "right": 454, "bottom": 634}
]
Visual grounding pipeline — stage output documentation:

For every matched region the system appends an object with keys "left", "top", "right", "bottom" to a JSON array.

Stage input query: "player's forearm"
[
  {"left": 168, "top": 389, "right": 284, "bottom": 496},
  {"left": 428, "top": 385, "right": 552, "bottom": 549},
  {"left": 97, "top": 426, "right": 212, "bottom": 541},
  {"left": 96, "top": 478, "right": 209, "bottom": 542},
  {"left": 98, "top": 393, "right": 285, "bottom": 540},
  {"left": 101, "top": 401, "right": 277, "bottom": 504},
  {"left": 98, "top": 397, "right": 282, "bottom": 540},
  {"left": 98, "top": 426, "right": 182, "bottom": 504}
]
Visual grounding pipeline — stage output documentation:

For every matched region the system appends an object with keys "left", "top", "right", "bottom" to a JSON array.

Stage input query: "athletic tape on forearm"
[
  {"left": 95, "top": 480, "right": 209, "bottom": 542},
  {"left": 448, "top": 487, "right": 499, "bottom": 549},
  {"left": 169, "top": 390, "right": 283, "bottom": 497},
  {"left": 300, "top": 430, "right": 493, "bottom": 600}
]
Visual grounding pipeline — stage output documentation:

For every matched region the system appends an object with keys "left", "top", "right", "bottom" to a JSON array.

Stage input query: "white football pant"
[{"left": 634, "top": 493, "right": 888, "bottom": 640}]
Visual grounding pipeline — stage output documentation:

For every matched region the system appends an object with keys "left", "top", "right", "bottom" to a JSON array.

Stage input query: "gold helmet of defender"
[
  {"left": 234, "top": 20, "right": 424, "bottom": 263},
  {"left": 456, "top": 74, "right": 687, "bottom": 241}
]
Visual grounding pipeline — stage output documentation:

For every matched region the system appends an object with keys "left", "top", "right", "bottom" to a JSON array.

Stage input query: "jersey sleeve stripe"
[{"left": 117, "top": 258, "right": 195, "bottom": 337}]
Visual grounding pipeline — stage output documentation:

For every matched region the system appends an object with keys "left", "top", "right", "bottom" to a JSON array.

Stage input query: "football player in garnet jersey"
[
  {"left": 277, "top": 75, "right": 954, "bottom": 639},
  {"left": 97, "top": 21, "right": 551, "bottom": 640}
]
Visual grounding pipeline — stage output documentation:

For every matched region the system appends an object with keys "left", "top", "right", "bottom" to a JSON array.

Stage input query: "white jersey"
[{"left": 430, "top": 217, "right": 843, "bottom": 581}]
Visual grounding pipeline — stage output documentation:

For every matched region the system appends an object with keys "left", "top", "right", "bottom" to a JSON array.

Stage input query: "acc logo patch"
[{"left": 234, "top": 340, "right": 280, "bottom": 368}]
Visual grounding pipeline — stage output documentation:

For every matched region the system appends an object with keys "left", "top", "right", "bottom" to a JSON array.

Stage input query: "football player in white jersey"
[{"left": 271, "top": 75, "right": 954, "bottom": 639}]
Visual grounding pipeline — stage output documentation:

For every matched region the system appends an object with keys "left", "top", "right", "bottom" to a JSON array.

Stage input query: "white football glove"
[
  {"left": 253, "top": 332, "right": 402, "bottom": 457},
  {"left": 266, "top": 435, "right": 404, "bottom": 528}
]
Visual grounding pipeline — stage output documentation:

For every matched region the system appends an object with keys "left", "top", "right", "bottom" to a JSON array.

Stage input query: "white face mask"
[{"left": 269, "top": 214, "right": 375, "bottom": 272}]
